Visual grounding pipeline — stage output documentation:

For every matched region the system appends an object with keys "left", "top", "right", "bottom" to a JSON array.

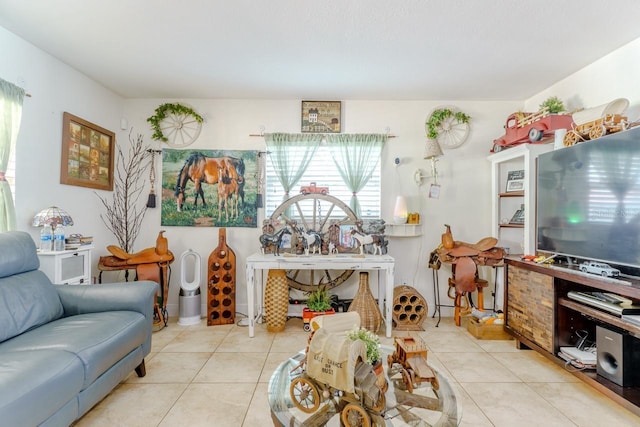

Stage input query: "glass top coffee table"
[{"left": 268, "top": 345, "right": 460, "bottom": 426}]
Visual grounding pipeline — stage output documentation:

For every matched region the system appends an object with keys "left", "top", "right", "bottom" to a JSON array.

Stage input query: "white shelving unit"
[
  {"left": 488, "top": 144, "right": 552, "bottom": 255},
  {"left": 385, "top": 223, "right": 422, "bottom": 237}
]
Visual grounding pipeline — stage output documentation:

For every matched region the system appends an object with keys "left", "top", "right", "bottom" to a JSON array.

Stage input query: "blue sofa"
[{"left": 0, "top": 231, "right": 157, "bottom": 426}]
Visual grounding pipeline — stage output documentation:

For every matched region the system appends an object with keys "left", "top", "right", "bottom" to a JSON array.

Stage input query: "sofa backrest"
[{"left": 0, "top": 231, "right": 64, "bottom": 343}]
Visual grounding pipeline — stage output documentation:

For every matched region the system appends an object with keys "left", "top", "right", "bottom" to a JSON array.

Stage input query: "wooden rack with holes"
[{"left": 207, "top": 228, "right": 236, "bottom": 325}]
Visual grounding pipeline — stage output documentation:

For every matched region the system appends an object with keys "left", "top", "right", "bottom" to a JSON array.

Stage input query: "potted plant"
[
  {"left": 346, "top": 326, "right": 381, "bottom": 365},
  {"left": 302, "top": 286, "right": 335, "bottom": 331},
  {"left": 346, "top": 326, "right": 387, "bottom": 391},
  {"left": 539, "top": 96, "right": 565, "bottom": 114}
]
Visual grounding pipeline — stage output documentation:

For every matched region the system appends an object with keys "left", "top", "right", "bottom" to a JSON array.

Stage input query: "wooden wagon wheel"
[
  {"left": 563, "top": 130, "right": 581, "bottom": 146},
  {"left": 271, "top": 193, "right": 358, "bottom": 292},
  {"left": 401, "top": 368, "right": 414, "bottom": 393},
  {"left": 341, "top": 403, "right": 371, "bottom": 427},
  {"left": 589, "top": 124, "right": 606, "bottom": 140},
  {"left": 290, "top": 376, "right": 321, "bottom": 413}
]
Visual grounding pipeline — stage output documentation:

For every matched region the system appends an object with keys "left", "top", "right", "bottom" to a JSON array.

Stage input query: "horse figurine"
[
  {"left": 259, "top": 227, "right": 291, "bottom": 256},
  {"left": 350, "top": 229, "right": 387, "bottom": 255},
  {"left": 294, "top": 226, "right": 323, "bottom": 255},
  {"left": 328, "top": 242, "right": 338, "bottom": 255}
]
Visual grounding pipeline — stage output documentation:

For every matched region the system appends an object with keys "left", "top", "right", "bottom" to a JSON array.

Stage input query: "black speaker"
[{"left": 596, "top": 325, "right": 640, "bottom": 386}]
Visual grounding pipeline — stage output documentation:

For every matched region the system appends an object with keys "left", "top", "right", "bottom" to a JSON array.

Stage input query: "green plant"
[
  {"left": 346, "top": 326, "right": 381, "bottom": 365},
  {"left": 539, "top": 96, "right": 565, "bottom": 114},
  {"left": 146, "top": 103, "right": 204, "bottom": 142},
  {"left": 306, "top": 286, "right": 333, "bottom": 312},
  {"left": 426, "top": 108, "right": 471, "bottom": 140}
]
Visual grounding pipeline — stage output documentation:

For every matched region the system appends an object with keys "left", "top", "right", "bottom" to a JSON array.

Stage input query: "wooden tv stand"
[{"left": 504, "top": 257, "right": 640, "bottom": 415}]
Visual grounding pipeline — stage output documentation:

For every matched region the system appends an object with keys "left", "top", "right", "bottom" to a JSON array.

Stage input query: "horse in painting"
[{"left": 174, "top": 153, "right": 244, "bottom": 213}]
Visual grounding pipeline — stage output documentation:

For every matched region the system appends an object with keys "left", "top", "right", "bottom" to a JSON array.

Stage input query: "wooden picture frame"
[
  {"left": 505, "top": 169, "right": 524, "bottom": 192},
  {"left": 60, "top": 112, "right": 115, "bottom": 191},
  {"left": 301, "top": 100, "right": 341, "bottom": 133}
]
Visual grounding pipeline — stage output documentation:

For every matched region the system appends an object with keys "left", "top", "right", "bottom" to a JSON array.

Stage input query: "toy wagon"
[
  {"left": 387, "top": 336, "right": 439, "bottom": 393},
  {"left": 563, "top": 98, "right": 630, "bottom": 145},
  {"left": 289, "top": 313, "right": 387, "bottom": 426}
]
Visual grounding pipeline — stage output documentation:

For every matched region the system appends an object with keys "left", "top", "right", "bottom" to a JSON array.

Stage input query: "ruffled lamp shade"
[
  {"left": 32, "top": 206, "right": 74, "bottom": 229},
  {"left": 424, "top": 139, "right": 444, "bottom": 159}
]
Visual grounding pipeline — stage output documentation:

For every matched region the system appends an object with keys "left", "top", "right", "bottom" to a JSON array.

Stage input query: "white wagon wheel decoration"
[
  {"left": 270, "top": 193, "right": 359, "bottom": 292},
  {"left": 425, "top": 106, "right": 471, "bottom": 149},
  {"left": 147, "top": 103, "right": 203, "bottom": 148}
]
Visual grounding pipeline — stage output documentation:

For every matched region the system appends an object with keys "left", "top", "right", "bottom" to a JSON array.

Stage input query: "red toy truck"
[
  {"left": 491, "top": 110, "right": 574, "bottom": 152},
  {"left": 300, "top": 182, "right": 329, "bottom": 195}
]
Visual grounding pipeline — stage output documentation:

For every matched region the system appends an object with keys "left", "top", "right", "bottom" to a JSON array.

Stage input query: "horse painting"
[
  {"left": 350, "top": 229, "right": 387, "bottom": 255},
  {"left": 259, "top": 227, "right": 292, "bottom": 256},
  {"left": 174, "top": 152, "right": 244, "bottom": 213}
]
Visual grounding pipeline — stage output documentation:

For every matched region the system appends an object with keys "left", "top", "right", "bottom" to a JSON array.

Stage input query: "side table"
[{"left": 37, "top": 245, "right": 93, "bottom": 285}]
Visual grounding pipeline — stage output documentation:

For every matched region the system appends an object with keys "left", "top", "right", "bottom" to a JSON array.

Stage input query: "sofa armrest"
[{"left": 54, "top": 281, "right": 158, "bottom": 322}]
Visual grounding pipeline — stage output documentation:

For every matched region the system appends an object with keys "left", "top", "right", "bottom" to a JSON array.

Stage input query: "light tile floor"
[{"left": 74, "top": 317, "right": 640, "bottom": 427}]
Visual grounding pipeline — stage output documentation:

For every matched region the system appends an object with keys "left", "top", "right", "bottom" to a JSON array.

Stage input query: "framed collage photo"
[{"left": 60, "top": 112, "right": 115, "bottom": 191}]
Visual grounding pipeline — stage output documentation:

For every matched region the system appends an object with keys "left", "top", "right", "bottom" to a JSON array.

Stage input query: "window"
[{"left": 265, "top": 145, "right": 381, "bottom": 218}]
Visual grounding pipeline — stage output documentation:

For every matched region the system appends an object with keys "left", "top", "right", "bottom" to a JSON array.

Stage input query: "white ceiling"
[{"left": 2, "top": 0, "right": 640, "bottom": 101}]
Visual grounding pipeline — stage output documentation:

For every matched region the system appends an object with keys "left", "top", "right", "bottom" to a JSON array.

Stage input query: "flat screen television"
[{"left": 536, "top": 126, "right": 640, "bottom": 275}]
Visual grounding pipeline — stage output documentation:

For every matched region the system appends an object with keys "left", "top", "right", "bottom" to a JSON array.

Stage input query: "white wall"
[
  {"left": 525, "top": 37, "right": 640, "bottom": 119},
  {"left": 122, "top": 99, "right": 513, "bottom": 317},
  {"left": 8, "top": 22, "right": 637, "bottom": 321}
]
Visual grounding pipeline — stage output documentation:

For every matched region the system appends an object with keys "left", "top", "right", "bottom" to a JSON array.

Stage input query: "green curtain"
[
  {"left": 0, "top": 79, "right": 25, "bottom": 232},
  {"left": 326, "top": 133, "right": 386, "bottom": 216},
  {"left": 264, "top": 133, "right": 322, "bottom": 213}
]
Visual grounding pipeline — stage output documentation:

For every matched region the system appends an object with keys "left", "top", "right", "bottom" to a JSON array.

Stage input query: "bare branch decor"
[{"left": 96, "top": 130, "right": 151, "bottom": 252}]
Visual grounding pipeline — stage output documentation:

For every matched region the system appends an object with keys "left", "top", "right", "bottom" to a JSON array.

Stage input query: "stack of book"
[{"left": 65, "top": 235, "right": 93, "bottom": 250}]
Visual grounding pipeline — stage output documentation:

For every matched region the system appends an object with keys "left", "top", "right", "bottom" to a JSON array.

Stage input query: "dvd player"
[{"left": 567, "top": 291, "right": 640, "bottom": 316}]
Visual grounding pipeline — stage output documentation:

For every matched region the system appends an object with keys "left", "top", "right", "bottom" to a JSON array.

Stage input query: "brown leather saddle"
[
  {"left": 436, "top": 228, "right": 504, "bottom": 294},
  {"left": 100, "top": 231, "right": 174, "bottom": 329}
]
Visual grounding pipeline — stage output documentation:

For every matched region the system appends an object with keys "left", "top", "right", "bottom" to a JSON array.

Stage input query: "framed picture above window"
[
  {"left": 60, "top": 112, "right": 115, "bottom": 191},
  {"left": 301, "top": 101, "right": 341, "bottom": 133}
]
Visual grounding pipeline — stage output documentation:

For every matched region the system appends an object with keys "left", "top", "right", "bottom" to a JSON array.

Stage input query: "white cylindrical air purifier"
[{"left": 178, "top": 249, "right": 202, "bottom": 326}]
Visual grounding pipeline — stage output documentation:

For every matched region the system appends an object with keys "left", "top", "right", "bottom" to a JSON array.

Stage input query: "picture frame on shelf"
[
  {"left": 301, "top": 101, "right": 341, "bottom": 133},
  {"left": 509, "top": 204, "right": 525, "bottom": 225},
  {"left": 60, "top": 112, "right": 115, "bottom": 191},
  {"left": 505, "top": 169, "right": 524, "bottom": 192}
]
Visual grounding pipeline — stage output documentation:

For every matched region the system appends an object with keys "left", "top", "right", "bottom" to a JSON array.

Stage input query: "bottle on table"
[
  {"left": 53, "top": 225, "right": 65, "bottom": 251},
  {"left": 40, "top": 224, "right": 53, "bottom": 252}
]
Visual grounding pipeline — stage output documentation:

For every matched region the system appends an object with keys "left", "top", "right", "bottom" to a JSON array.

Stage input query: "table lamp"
[{"left": 32, "top": 206, "right": 74, "bottom": 232}]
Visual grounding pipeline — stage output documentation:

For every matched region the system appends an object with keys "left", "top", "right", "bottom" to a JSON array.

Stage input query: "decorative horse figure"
[
  {"left": 350, "top": 229, "right": 387, "bottom": 255},
  {"left": 259, "top": 227, "right": 291, "bottom": 256},
  {"left": 293, "top": 225, "right": 322, "bottom": 255}
]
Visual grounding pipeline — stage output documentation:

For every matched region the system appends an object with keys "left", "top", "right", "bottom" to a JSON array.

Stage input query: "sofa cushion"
[
  {"left": 0, "top": 311, "right": 147, "bottom": 388},
  {"left": 0, "top": 269, "right": 64, "bottom": 343},
  {"left": 0, "top": 349, "right": 84, "bottom": 426},
  {"left": 0, "top": 231, "right": 40, "bottom": 278}
]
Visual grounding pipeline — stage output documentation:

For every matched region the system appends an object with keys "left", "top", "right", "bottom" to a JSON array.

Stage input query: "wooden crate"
[{"left": 467, "top": 317, "right": 512, "bottom": 340}]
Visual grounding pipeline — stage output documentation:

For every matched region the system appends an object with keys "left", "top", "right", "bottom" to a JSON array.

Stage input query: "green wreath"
[{"left": 147, "top": 103, "right": 204, "bottom": 142}]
